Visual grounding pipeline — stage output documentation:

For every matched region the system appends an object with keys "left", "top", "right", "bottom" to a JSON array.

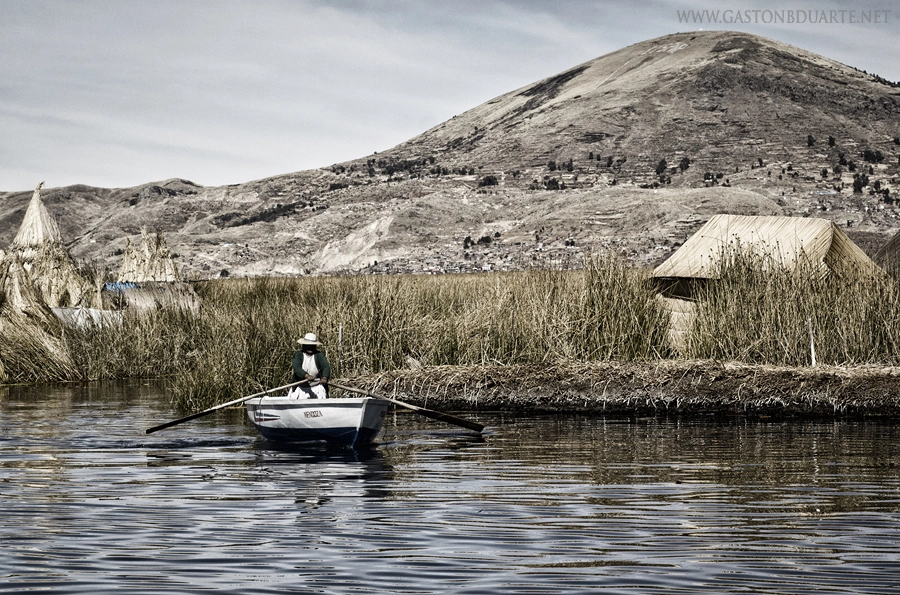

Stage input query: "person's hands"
[
  {"left": 321, "top": 377, "right": 329, "bottom": 385},
  {"left": 305, "top": 374, "right": 316, "bottom": 381}
]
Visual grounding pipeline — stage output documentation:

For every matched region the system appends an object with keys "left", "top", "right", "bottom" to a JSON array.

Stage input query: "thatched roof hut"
[
  {"left": 0, "top": 253, "right": 78, "bottom": 382},
  {"left": 118, "top": 229, "right": 181, "bottom": 283},
  {"left": 1, "top": 183, "right": 95, "bottom": 310},
  {"left": 107, "top": 229, "right": 197, "bottom": 313},
  {"left": 652, "top": 214, "right": 882, "bottom": 348},
  {"left": 103, "top": 281, "right": 199, "bottom": 313}
]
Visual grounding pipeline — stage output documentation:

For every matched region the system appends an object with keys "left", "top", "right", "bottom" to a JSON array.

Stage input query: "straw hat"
[{"left": 297, "top": 332, "right": 322, "bottom": 346}]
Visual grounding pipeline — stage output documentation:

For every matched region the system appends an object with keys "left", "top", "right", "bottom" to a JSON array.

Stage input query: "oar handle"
[{"left": 145, "top": 379, "right": 308, "bottom": 434}]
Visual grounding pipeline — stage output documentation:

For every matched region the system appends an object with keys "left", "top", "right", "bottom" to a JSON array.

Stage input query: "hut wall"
[
  {"left": 51, "top": 307, "right": 124, "bottom": 330},
  {"left": 658, "top": 296, "right": 696, "bottom": 353},
  {"left": 103, "top": 281, "right": 199, "bottom": 313}
]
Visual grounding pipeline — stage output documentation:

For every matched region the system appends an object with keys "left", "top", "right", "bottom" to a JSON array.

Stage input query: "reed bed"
[
  {"left": 0, "top": 314, "right": 78, "bottom": 384},
  {"left": 165, "top": 255, "right": 669, "bottom": 409},
  {"left": 4, "top": 250, "right": 900, "bottom": 414}
]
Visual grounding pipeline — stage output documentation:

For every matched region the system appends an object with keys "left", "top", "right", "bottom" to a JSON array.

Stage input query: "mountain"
[{"left": 2, "top": 30, "right": 899, "bottom": 278}]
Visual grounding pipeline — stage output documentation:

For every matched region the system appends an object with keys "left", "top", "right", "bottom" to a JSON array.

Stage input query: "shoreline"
[{"left": 348, "top": 360, "right": 900, "bottom": 418}]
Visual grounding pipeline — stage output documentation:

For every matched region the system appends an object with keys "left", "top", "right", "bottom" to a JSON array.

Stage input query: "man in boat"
[{"left": 290, "top": 332, "right": 331, "bottom": 399}]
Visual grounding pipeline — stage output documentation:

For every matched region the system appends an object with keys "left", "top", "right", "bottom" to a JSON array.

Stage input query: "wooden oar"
[
  {"left": 145, "top": 379, "right": 308, "bottom": 434},
  {"left": 330, "top": 382, "right": 485, "bottom": 433}
]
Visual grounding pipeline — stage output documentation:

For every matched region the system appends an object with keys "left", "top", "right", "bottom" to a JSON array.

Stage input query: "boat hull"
[{"left": 246, "top": 396, "right": 390, "bottom": 447}]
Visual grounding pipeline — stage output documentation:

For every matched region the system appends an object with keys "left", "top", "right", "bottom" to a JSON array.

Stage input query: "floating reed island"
[
  {"left": 3, "top": 190, "right": 900, "bottom": 418},
  {"left": 361, "top": 360, "right": 900, "bottom": 417}
]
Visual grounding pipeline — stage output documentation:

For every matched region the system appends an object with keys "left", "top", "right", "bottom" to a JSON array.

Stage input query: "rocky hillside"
[{"left": 2, "top": 30, "right": 899, "bottom": 278}]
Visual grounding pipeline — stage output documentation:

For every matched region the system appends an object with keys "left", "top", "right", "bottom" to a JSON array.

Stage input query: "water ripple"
[{"left": 2, "top": 384, "right": 899, "bottom": 593}]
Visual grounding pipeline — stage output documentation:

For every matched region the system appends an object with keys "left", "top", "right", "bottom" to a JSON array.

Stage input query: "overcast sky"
[{"left": 1, "top": 0, "right": 897, "bottom": 191}]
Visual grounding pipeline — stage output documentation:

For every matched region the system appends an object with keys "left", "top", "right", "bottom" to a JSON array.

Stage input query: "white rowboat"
[{"left": 246, "top": 395, "right": 390, "bottom": 447}]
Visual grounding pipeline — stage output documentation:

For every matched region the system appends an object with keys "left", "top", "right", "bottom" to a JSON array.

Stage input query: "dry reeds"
[
  {"left": 7, "top": 248, "right": 900, "bottom": 414},
  {"left": 0, "top": 314, "right": 78, "bottom": 384},
  {"left": 683, "top": 250, "right": 900, "bottom": 365},
  {"left": 160, "top": 256, "right": 668, "bottom": 408}
]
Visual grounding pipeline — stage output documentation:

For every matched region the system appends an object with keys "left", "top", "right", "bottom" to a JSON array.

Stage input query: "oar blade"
[
  {"left": 410, "top": 407, "right": 485, "bottom": 433},
  {"left": 146, "top": 410, "right": 209, "bottom": 434}
]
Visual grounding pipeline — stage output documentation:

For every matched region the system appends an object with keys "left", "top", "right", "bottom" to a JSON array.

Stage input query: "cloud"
[{"left": 0, "top": 0, "right": 896, "bottom": 191}]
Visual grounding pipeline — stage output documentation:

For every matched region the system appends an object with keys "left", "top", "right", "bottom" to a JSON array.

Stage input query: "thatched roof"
[
  {"left": 21, "top": 242, "right": 95, "bottom": 308},
  {"left": 874, "top": 231, "right": 900, "bottom": 277},
  {"left": 117, "top": 229, "right": 181, "bottom": 283},
  {"left": 13, "top": 182, "right": 62, "bottom": 249},
  {"left": 653, "top": 214, "right": 880, "bottom": 282}
]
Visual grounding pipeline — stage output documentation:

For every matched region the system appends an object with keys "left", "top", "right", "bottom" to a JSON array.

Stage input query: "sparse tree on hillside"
[
  {"left": 807, "top": 135, "right": 815, "bottom": 147},
  {"left": 679, "top": 156, "right": 691, "bottom": 172},
  {"left": 655, "top": 159, "right": 668, "bottom": 175},
  {"left": 828, "top": 136, "right": 836, "bottom": 147},
  {"left": 548, "top": 160, "right": 557, "bottom": 171},
  {"left": 863, "top": 149, "right": 885, "bottom": 163}
]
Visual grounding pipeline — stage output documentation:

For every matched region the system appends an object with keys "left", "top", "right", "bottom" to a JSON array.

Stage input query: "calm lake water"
[{"left": 2, "top": 380, "right": 899, "bottom": 594}]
